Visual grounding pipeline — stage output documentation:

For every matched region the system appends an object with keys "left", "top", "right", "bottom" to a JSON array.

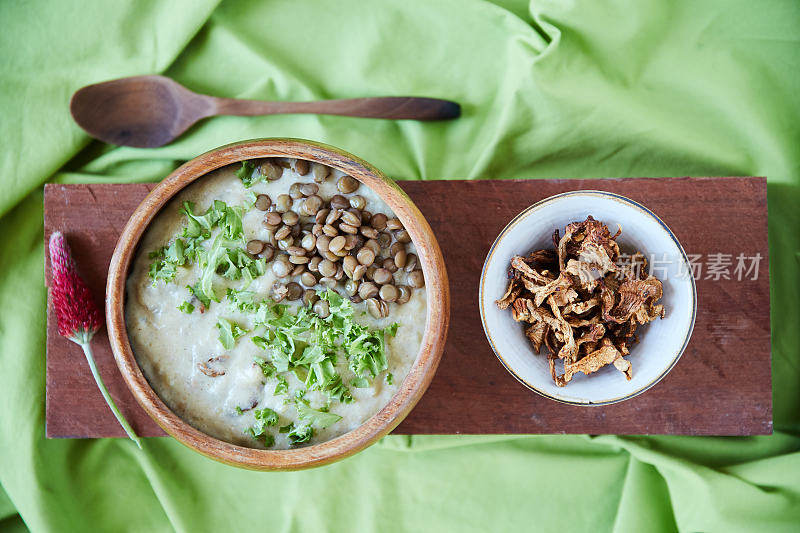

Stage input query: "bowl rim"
[
  {"left": 478, "top": 190, "right": 697, "bottom": 406},
  {"left": 106, "top": 138, "right": 449, "bottom": 470}
]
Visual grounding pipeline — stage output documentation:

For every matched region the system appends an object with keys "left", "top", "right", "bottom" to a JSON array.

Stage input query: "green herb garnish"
[
  {"left": 216, "top": 318, "right": 247, "bottom": 350},
  {"left": 244, "top": 408, "right": 280, "bottom": 447},
  {"left": 296, "top": 403, "right": 342, "bottom": 429},
  {"left": 235, "top": 161, "right": 257, "bottom": 187},
  {"left": 286, "top": 423, "right": 314, "bottom": 446},
  {"left": 274, "top": 375, "right": 289, "bottom": 396},
  {"left": 350, "top": 377, "right": 370, "bottom": 388},
  {"left": 148, "top": 200, "right": 259, "bottom": 306},
  {"left": 177, "top": 301, "right": 194, "bottom": 314}
]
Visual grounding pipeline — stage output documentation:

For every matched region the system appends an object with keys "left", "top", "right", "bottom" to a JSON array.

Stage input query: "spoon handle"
[{"left": 211, "top": 96, "right": 460, "bottom": 121}]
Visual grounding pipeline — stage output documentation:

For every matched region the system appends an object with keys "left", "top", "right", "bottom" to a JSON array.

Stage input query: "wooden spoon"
[{"left": 70, "top": 75, "right": 461, "bottom": 148}]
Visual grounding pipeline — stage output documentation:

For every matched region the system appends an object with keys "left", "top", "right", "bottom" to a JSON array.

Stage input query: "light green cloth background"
[{"left": 1, "top": 0, "right": 798, "bottom": 531}]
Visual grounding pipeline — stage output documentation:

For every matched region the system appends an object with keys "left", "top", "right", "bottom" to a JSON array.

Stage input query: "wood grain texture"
[{"left": 45, "top": 176, "right": 772, "bottom": 440}]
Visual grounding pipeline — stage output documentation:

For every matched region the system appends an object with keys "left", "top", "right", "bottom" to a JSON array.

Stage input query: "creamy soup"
[{"left": 126, "top": 160, "right": 427, "bottom": 449}]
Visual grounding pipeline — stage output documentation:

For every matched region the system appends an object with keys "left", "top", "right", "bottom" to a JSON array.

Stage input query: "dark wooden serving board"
[{"left": 44, "top": 177, "right": 772, "bottom": 438}]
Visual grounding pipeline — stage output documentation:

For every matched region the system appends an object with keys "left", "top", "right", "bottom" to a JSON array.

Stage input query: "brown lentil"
[
  {"left": 360, "top": 226, "right": 378, "bottom": 239},
  {"left": 379, "top": 284, "right": 398, "bottom": 302},
  {"left": 352, "top": 264, "right": 367, "bottom": 281},
  {"left": 323, "top": 250, "right": 340, "bottom": 262},
  {"left": 313, "top": 299, "right": 330, "bottom": 318},
  {"left": 408, "top": 270, "right": 425, "bottom": 288},
  {"left": 319, "top": 259, "right": 337, "bottom": 278},
  {"left": 382, "top": 257, "right": 398, "bottom": 273},
  {"left": 395, "top": 229, "right": 411, "bottom": 243},
  {"left": 311, "top": 163, "right": 329, "bottom": 183},
  {"left": 265, "top": 211, "right": 282, "bottom": 226},
  {"left": 343, "top": 255, "right": 358, "bottom": 278},
  {"left": 255, "top": 194, "right": 271, "bottom": 211},
  {"left": 275, "top": 194, "right": 292, "bottom": 213},
  {"left": 259, "top": 161, "right": 282, "bottom": 181},
  {"left": 358, "top": 282, "right": 379, "bottom": 300},
  {"left": 260, "top": 245, "right": 275, "bottom": 262},
  {"left": 272, "top": 259, "right": 291, "bottom": 278},
  {"left": 344, "top": 279, "right": 359, "bottom": 296},
  {"left": 302, "top": 289, "right": 318, "bottom": 306},
  {"left": 319, "top": 276, "right": 337, "bottom": 289},
  {"left": 364, "top": 239, "right": 381, "bottom": 255},
  {"left": 373, "top": 268, "right": 392, "bottom": 285},
  {"left": 344, "top": 234, "right": 360, "bottom": 251},
  {"left": 325, "top": 209, "right": 341, "bottom": 225},
  {"left": 286, "top": 282, "right": 303, "bottom": 301},
  {"left": 316, "top": 235, "right": 332, "bottom": 253},
  {"left": 390, "top": 241, "right": 405, "bottom": 256},
  {"left": 288, "top": 183, "right": 303, "bottom": 199},
  {"left": 277, "top": 237, "right": 293, "bottom": 251},
  {"left": 349, "top": 195, "right": 366, "bottom": 210},
  {"left": 246, "top": 239, "right": 264, "bottom": 255},
  {"left": 366, "top": 298, "right": 389, "bottom": 319},
  {"left": 282, "top": 211, "right": 300, "bottom": 226},
  {"left": 339, "top": 222, "right": 359, "bottom": 234},
  {"left": 356, "top": 247, "right": 375, "bottom": 266},
  {"left": 386, "top": 218, "right": 403, "bottom": 231},
  {"left": 301, "top": 272, "right": 317, "bottom": 287},
  {"left": 394, "top": 249, "right": 407, "bottom": 268},
  {"left": 337, "top": 175, "right": 359, "bottom": 194},
  {"left": 302, "top": 195, "right": 323, "bottom": 215},
  {"left": 330, "top": 195, "right": 349, "bottom": 210},
  {"left": 341, "top": 209, "right": 361, "bottom": 227},
  {"left": 396, "top": 285, "right": 412, "bottom": 304},
  {"left": 370, "top": 213, "right": 388, "bottom": 231},
  {"left": 404, "top": 253, "right": 418, "bottom": 272},
  {"left": 299, "top": 183, "right": 319, "bottom": 196},
  {"left": 315, "top": 208, "right": 330, "bottom": 224},
  {"left": 329, "top": 235, "right": 346, "bottom": 253},
  {"left": 295, "top": 159, "right": 310, "bottom": 175},
  {"left": 377, "top": 233, "right": 392, "bottom": 248}
]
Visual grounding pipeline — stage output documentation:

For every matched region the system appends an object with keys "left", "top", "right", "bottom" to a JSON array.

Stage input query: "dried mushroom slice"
[
  {"left": 496, "top": 279, "right": 522, "bottom": 310},
  {"left": 556, "top": 341, "right": 629, "bottom": 387},
  {"left": 524, "top": 322, "right": 548, "bottom": 352},
  {"left": 563, "top": 296, "right": 601, "bottom": 316},
  {"left": 603, "top": 276, "right": 663, "bottom": 324},
  {"left": 495, "top": 215, "right": 665, "bottom": 387},
  {"left": 511, "top": 256, "right": 554, "bottom": 285},
  {"left": 547, "top": 296, "right": 577, "bottom": 363}
]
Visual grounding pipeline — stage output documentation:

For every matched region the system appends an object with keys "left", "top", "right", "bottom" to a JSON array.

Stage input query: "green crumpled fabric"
[{"left": 1, "top": 0, "right": 798, "bottom": 531}]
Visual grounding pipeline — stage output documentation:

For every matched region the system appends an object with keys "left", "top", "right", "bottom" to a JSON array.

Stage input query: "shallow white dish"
[{"left": 479, "top": 191, "right": 697, "bottom": 405}]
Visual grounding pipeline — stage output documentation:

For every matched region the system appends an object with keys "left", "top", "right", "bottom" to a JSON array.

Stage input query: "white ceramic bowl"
[{"left": 479, "top": 191, "right": 696, "bottom": 405}]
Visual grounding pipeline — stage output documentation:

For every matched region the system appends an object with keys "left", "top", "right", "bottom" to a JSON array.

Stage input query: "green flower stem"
[{"left": 78, "top": 340, "right": 143, "bottom": 449}]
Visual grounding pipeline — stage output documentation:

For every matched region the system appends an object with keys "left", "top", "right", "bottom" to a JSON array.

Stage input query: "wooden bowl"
[{"left": 106, "top": 139, "right": 449, "bottom": 470}]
